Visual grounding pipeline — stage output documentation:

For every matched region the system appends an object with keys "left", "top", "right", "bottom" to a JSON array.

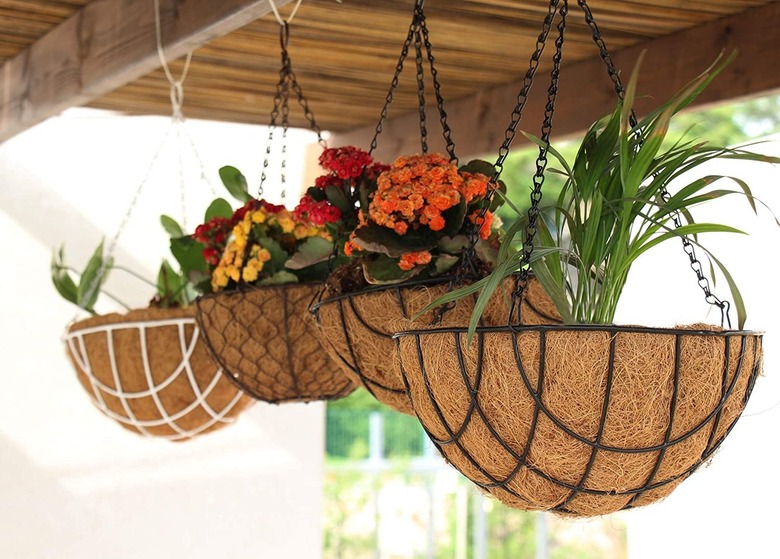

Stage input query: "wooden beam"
[
  {"left": 0, "top": 0, "right": 293, "bottom": 142},
  {"left": 332, "top": 2, "right": 780, "bottom": 161}
]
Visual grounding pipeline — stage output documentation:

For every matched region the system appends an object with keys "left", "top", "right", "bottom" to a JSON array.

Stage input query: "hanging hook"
[
  {"left": 279, "top": 21, "right": 290, "bottom": 49},
  {"left": 154, "top": 0, "right": 193, "bottom": 116}
]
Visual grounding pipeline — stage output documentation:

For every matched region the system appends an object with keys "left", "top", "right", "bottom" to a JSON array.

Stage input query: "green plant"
[
  {"left": 51, "top": 177, "right": 250, "bottom": 312},
  {"left": 425, "top": 51, "right": 780, "bottom": 334}
]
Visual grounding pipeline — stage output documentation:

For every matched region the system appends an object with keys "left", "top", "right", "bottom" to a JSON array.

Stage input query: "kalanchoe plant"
[
  {"left": 202, "top": 165, "right": 337, "bottom": 292},
  {"left": 342, "top": 153, "right": 505, "bottom": 285},
  {"left": 429, "top": 51, "right": 780, "bottom": 337}
]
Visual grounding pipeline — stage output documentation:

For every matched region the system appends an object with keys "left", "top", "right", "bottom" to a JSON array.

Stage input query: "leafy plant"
[
  {"left": 424, "top": 51, "right": 780, "bottom": 336},
  {"left": 203, "top": 166, "right": 341, "bottom": 292},
  {"left": 51, "top": 171, "right": 251, "bottom": 312},
  {"left": 342, "top": 153, "right": 505, "bottom": 285},
  {"left": 51, "top": 241, "right": 114, "bottom": 314}
]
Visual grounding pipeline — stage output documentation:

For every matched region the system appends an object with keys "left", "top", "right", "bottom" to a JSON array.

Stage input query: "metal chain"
[
  {"left": 368, "top": 13, "right": 418, "bottom": 156},
  {"left": 259, "top": 21, "right": 326, "bottom": 199},
  {"left": 510, "top": 1, "right": 568, "bottom": 322},
  {"left": 577, "top": 0, "right": 730, "bottom": 325},
  {"left": 414, "top": 27, "right": 429, "bottom": 154},
  {"left": 451, "top": 0, "right": 561, "bottom": 289},
  {"left": 419, "top": 10, "right": 457, "bottom": 163},
  {"left": 369, "top": 1, "right": 455, "bottom": 159}
]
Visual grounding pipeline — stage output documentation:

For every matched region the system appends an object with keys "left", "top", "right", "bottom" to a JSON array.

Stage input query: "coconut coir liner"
[
  {"left": 65, "top": 306, "right": 254, "bottom": 440},
  {"left": 196, "top": 283, "right": 356, "bottom": 403},
  {"left": 314, "top": 277, "right": 561, "bottom": 415},
  {"left": 397, "top": 324, "right": 761, "bottom": 516}
]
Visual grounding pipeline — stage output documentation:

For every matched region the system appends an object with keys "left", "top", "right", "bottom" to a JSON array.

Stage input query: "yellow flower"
[
  {"left": 276, "top": 213, "right": 296, "bottom": 234},
  {"left": 242, "top": 265, "right": 259, "bottom": 283}
]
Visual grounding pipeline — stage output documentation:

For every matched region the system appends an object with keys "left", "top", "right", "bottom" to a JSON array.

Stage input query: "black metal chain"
[
  {"left": 509, "top": 1, "right": 568, "bottom": 323},
  {"left": 414, "top": 27, "right": 429, "bottom": 154},
  {"left": 577, "top": 0, "right": 730, "bottom": 326},
  {"left": 449, "top": 0, "right": 562, "bottom": 295},
  {"left": 419, "top": 9, "right": 457, "bottom": 162},
  {"left": 259, "top": 22, "right": 327, "bottom": 199},
  {"left": 368, "top": 0, "right": 456, "bottom": 161}
]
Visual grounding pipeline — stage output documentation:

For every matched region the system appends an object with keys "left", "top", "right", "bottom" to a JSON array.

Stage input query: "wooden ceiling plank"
[
  {"left": 0, "top": 0, "right": 294, "bottom": 142},
  {"left": 332, "top": 1, "right": 780, "bottom": 161}
]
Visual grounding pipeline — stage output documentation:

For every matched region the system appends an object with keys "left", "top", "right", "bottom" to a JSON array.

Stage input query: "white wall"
[{"left": 0, "top": 110, "right": 324, "bottom": 559}]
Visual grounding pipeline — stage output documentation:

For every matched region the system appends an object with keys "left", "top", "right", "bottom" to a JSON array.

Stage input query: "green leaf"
[
  {"left": 257, "top": 237, "right": 289, "bottom": 274},
  {"left": 433, "top": 254, "right": 459, "bottom": 276},
  {"left": 170, "top": 236, "right": 208, "bottom": 275},
  {"left": 205, "top": 198, "right": 233, "bottom": 222},
  {"left": 77, "top": 241, "right": 109, "bottom": 311},
  {"left": 285, "top": 236, "right": 334, "bottom": 270},
  {"left": 459, "top": 159, "right": 495, "bottom": 177},
  {"left": 51, "top": 247, "right": 79, "bottom": 304},
  {"left": 352, "top": 222, "right": 438, "bottom": 257},
  {"left": 441, "top": 198, "right": 467, "bottom": 237},
  {"left": 362, "top": 255, "right": 421, "bottom": 285},
  {"left": 307, "top": 186, "right": 327, "bottom": 202},
  {"left": 160, "top": 215, "right": 185, "bottom": 238},
  {"left": 325, "top": 184, "right": 353, "bottom": 216},
  {"left": 157, "top": 260, "right": 184, "bottom": 302},
  {"left": 437, "top": 235, "right": 469, "bottom": 254},
  {"left": 259, "top": 270, "right": 299, "bottom": 286},
  {"left": 219, "top": 166, "right": 252, "bottom": 203}
]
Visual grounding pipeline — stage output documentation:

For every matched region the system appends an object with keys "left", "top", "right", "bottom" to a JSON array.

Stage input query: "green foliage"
[
  {"left": 51, "top": 241, "right": 114, "bottom": 314},
  {"left": 218, "top": 165, "right": 253, "bottom": 203},
  {"left": 205, "top": 198, "right": 233, "bottom": 221},
  {"left": 160, "top": 215, "right": 185, "bottom": 238},
  {"left": 429, "top": 52, "right": 780, "bottom": 337}
]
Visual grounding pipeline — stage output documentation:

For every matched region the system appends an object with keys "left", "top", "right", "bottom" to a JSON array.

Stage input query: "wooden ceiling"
[{"left": 1, "top": 0, "right": 779, "bottom": 151}]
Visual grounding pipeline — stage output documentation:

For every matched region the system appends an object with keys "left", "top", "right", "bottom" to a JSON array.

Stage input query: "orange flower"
[
  {"left": 369, "top": 153, "right": 464, "bottom": 237},
  {"left": 398, "top": 250, "right": 432, "bottom": 271},
  {"left": 469, "top": 209, "right": 494, "bottom": 240}
]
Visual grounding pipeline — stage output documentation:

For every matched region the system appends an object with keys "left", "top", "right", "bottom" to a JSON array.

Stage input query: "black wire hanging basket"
[
  {"left": 311, "top": 1, "right": 561, "bottom": 415},
  {"left": 195, "top": 20, "right": 356, "bottom": 404},
  {"left": 394, "top": 0, "right": 764, "bottom": 516}
]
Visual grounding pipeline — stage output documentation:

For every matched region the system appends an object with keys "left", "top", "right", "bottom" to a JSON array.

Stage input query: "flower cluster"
[
  {"left": 318, "top": 146, "right": 375, "bottom": 179},
  {"left": 293, "top": 195, "right": 342, "bottom": 226},
  {"left": 210, "top": 200, "right": 331, "bottom": 292},
  {"left": 344, "top": 154, "right": 499, "bottom": 275},
  {"left": 296, "top": 146, "right": 388, "bottom": 233}
]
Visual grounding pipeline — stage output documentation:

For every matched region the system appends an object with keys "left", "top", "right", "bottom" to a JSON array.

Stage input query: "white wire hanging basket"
[
  {"left": 59, "top": 0, "right": 254, "bottom": 440},
  {"left": 65, "top": 307, "right": 253, "bottom": 441}
]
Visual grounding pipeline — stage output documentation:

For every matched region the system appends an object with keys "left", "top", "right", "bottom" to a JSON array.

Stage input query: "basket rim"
[
  {"left": 66, "top": 306, "right": 196, "bottom": 334},
  {"left": 393, "top": 323, "right": 763, "bottom": 338},
  {"left": 310, "top": 275, "right": 481, "bottom": 311},
  {"left": 196, "top": 281, "right": 323, "bottom": 302}
]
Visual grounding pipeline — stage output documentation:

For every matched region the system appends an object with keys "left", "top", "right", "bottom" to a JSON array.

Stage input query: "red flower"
[
  {"left": 294, "top": 195, "right": 342, "bottom": 226},
  {"left": 318, "top": 146, "right": 374, "bottom": 179}
]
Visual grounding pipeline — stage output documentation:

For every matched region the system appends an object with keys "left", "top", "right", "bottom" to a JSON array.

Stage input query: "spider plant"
[{"left": 423, "top": 51, "right": 780, "bottom": 336}]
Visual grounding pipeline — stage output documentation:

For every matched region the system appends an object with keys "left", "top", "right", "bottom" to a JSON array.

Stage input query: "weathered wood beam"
[
  {"left": 332, "top": 2, "right": 780, "bottom": 161},
  {"left": 0, "top": 0, "right": 293, "bottom": 142}
]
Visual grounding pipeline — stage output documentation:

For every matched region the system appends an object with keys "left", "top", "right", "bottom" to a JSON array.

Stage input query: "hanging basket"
[
  {"left": 196, "top": 283, "right": 357, "bottom": 403},
  {"left": 312, "top": 277, "right": 561, "bottom": 415},
  {"left": 64, "top": 306, "right": 253, "bottom": 441},
  {"left": 395, "top": 323, "right": 761, "bottom": 516}
]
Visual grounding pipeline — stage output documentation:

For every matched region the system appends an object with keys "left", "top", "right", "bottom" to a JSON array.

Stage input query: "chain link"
[
  {"left": 259, "top": 21, "right": 326, "bottom": 200},
  {"left": 414, "top": 27, "right": 429, "bottom": 154},
  {"left": 369, "top": 2, "right": 456, "bottom": 161},
  {"left": 510, "top": 1, "right": 568, "bottom": 321},
  {"left": 419, "top": 12, "right": 457, "bottom": 163},
  {"left": 451, "top": 0, "right": 561, "bottom": 293},
  {"left": 577, "top": 0, "right": 730, "bottom": 325}
]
